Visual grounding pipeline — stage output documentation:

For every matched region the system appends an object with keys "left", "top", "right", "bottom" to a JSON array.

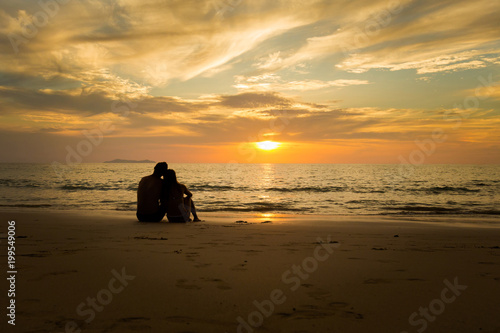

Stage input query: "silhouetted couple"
[{"left": 136, "top": 162, "right": 200, "bottom": 223}]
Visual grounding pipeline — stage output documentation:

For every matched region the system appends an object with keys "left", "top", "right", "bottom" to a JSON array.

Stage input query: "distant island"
[{"left": 104, "top": 159, "right": 155, "bottom": 163}]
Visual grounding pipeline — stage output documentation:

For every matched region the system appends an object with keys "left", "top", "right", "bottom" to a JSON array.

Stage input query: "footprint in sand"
[
  {"left": 118, "top": 316, "right": 149, "bottom": 323},
  {"left": 20, "top": 252, "right": 50, "bottom": 257},
  {"left": 279, "top": 303, "right": 364, "bottom": 320},
  {"left": 378, "top": 259, "right": 399, "bottom": 263},
  {"left": 285, "top": 305, "right": 331, "bottom": 320},
  {"left": 194, "top": 262, "right": 212, "bottom": 268},
  {"left": 113, "top": 317, "right": 151, "bottom": 331},
  {"left": 239, "top": 249, "right": 263, "bottom": 255},
  {"left": 231, "top": 260, "right": 248, "bottom": 271},
  {"left": 201, "top": 277, "right": 232, "bottom": 290},
  {"left": 134, "top": 236, "right": 168, "bottom": 240},
  {"left": 176, "top": 278, "right": 202, "bottom": 290},
  {"left": 329, "top": 301, "right": 349, "bottom": 308},
  {"left": 363, "top": 278, "right": 391, "bottom": 284},
  {"left": 406, "top": 278, "right": 425, "bottom": 281},
  {"left": 328, "top": 302, "right": 364, "bottom": 319},
  {"left": 184, "top": 251, "right": 200, "bottom": 261}
]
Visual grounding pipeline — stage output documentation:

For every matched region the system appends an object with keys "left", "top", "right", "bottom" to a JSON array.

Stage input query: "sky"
[{"left": 0, "top": 0, "right": 499, "bottom": 164}]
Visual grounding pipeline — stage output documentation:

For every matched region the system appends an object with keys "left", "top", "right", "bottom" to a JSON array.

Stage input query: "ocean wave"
[
  {"left": 346, "top": 200, "right": 380, "bottom": 204},
  {"left": 0, "top": 178, "right": 42, "bottom": 188},
  {"left": 0, "top": 204, "right": 53, "bottom": 208},
  {"left": 428, "top": 186, "right": 481, "bottom": 193},
  {"left": 382, "top": 205, "right": 500, "bottom": 215},
  {"left": 266, "top": 186, "right": 346, "bottom": 193},
  {"left": 469, "top": 209, "right": 500, "bottom": 215},
  {"left": 60, "top": 184, "right": 97, "bottom": 191},
  {"left": 352, "top": 189, "right": 386, "bottom": 194},
  {"left": 60, "top": 184, "right": 127, "bottom": 191},
  {"left": 190, "top": 184, "right": 243, "bottom": 191},
  {"left": 199, "top": 201, "right": 307, "bottom": 212},
  {"left": 385, "top": 205, "right": 462, "bottom": 213},
  {"left": 403, "top": 186, "right": 482, "bottom": 194},
  {"left": 183, "top": 184, "right": 348, "bottom": 193},
  {"left": 470, "top": 182, "right": 490, "bottom": 186}
]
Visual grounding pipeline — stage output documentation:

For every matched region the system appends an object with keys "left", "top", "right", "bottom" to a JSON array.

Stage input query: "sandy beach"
[
  {"left": 2, "top": 0, "right": 499, "bottom": 332},
  {"left": 1, "top": 210, "right": 500, "bottom": 333}
]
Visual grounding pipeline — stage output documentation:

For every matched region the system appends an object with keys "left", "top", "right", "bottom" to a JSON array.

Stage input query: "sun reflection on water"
[{"left": 260, "top": 163, "right": 276, "bottom": 188}]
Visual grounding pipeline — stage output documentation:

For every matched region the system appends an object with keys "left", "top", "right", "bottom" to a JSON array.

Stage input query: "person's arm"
[{"left": 182, "top": 184, "right": 193, "bottom": 198}]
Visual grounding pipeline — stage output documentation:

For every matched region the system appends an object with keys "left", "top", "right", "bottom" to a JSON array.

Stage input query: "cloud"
[
  {"left": 219, "top": 91, "right": 293, "bottom": 108},
  {"left": 254, "top": 51, "right": 283, "bottom": 70},
  {"left": 1, "top": 0, "right": 498, "bottom": 97},
  {"left": 234, "top": 75, "right": 370, "bottom": 91},
  {"left": 0, "top": 0, "right": 499, "bottom": 163},
  {"left": 0, "top": 86, "right": 114, "bottom": 115},
  {"left": 336, "top": 50, "right": 494, "bottom": 75},
  {"left": 273, "top": 0, "right": 500, "bottom": 74},
  {"left": 2, "top": 84, "right": 498, "bottom": 148},
  {"left": 471, "top": 83, "right": 500, "bottom": 101},
  {"left": 0, "top": 0, "right": 313, "bottom": 92}
]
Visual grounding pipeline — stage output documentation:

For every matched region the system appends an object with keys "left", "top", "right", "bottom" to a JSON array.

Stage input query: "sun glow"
[{"left": 255, "top": 141, "right": 281, "bottom": 150}]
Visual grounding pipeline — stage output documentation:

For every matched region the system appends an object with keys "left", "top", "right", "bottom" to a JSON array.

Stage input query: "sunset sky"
[{"left": 0, "top": 0, "right": 499, "bottom": 163}]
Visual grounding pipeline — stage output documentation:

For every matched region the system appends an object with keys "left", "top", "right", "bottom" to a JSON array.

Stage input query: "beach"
[
  {"left": 2, "top": 0, "right": 500, "bottom": 331},
  {"left": 2, "top": 210, "right": 500, "bottom": 333}
]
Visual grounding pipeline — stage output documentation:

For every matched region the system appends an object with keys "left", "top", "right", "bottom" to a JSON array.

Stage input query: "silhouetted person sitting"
[
  {"left": 163, "top": 169, "right": 200, "bottom": 222},
  {"left": 136, "top": 162, "right": 168, "bottom": 222}
]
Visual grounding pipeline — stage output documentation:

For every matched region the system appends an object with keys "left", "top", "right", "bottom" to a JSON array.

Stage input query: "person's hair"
[
  {"left": 164, "top": 169, "right": 182, "bottom": 194},
  {"left": 153, "top": 162, "right": 168, "bottom": 176}
]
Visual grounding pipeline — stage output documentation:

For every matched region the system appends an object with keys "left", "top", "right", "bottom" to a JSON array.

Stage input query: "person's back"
[
  {"left": 165, "top": 182, "right": 188, "bottom": 217},
  {"left": 137, "top": 175, "right": 163, "bottom": 214},
  {"left": 136, "top": 162, "right": 168, "bottom": 222},
  {"left": 163, "top": 169, "right": 200, "bottom": 222}
]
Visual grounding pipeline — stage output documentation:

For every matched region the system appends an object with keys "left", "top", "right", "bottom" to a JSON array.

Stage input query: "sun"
[{"left": 255, "top": 141, "right": 281, "bottom": 151}]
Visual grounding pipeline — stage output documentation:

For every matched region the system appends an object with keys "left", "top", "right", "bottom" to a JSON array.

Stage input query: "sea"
[{"left": 0, "top": 163, "right": 498, "bottom": 216}]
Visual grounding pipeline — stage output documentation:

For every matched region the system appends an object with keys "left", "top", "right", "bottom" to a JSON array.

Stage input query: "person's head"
[
  {"left": 164, "top": 169, "right": 179, "bottom": 186},
  {"left": 153, "top": 162, "right": 168, "bottom": 177}
]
